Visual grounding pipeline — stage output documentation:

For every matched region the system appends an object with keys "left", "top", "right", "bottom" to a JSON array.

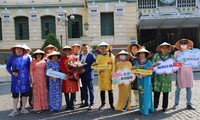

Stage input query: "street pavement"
[{"left": 0, "top": 72, "right": 200, "bottom": 120}]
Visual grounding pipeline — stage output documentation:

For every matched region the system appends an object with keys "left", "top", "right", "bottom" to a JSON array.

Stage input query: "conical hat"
[
  {"left": 71, "top": 43, "right": 81, "bottom": 48},
  {"left": 47, "top": 51, "right": 61, "bottom": 59},
  {"left": 96, "top": 42, "right": 111, "bottom": 51},
  {"left": 31, "top": 49, "right": 46, "bottom": 58},
  {"left": 60, "top": 46, "right": 72, "bottom": 55},
  {"left": 175, "top": 39, "right": 194, "bottom": 50},
  {"left": 22, "top": 44, "right": 32, "bottom": 52},
  {"left": 135, "top": 47, "right": 151, "bottom": 58},
  {"left": 156, "top": 42, "right": 173, "bottom": 52},
  {"left": 43, "top": 44, "right": 58, "bottom": 53},
  {"left": 116, "top": 50, "right": 131, "bottom": 61},
  {"left": 10, "top": 44, "right": 26, "bottom": 54},
  {"left": 62, "top": 45, "right": 71, "bottom": 50},
  {"left": 127, "top": 43, "right": 142, "bottom": 53}
]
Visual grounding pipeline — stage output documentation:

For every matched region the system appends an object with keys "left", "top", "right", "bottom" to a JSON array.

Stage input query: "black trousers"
[
  {"left": 74, "top": 87, "right": 85, "bottom": 102},
  {"left": 154, "top": 91, "right": 169, "bottom": 109},
  {"left": 100, "top": 90, "right": 114, "bottom": 106},
  {"left": 19, "top": 88, "right": 33, "bottom": 108},
  {"left": 64, "top": 93, "right": 75, "bottom": 108}
]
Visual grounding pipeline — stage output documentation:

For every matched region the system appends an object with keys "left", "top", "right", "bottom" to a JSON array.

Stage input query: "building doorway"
[{"left": 138, "top": 27, "right": 200, "bottom": 53}]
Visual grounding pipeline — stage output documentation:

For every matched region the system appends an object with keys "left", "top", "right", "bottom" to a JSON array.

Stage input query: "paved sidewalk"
[{"left": 0, "top": 75, "right": 200, "bottom": 120}]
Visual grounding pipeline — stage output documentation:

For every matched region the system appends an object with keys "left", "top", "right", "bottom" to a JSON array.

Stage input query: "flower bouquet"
[{"left": 67, "top": 59, "right": 87, "bottom": 81}]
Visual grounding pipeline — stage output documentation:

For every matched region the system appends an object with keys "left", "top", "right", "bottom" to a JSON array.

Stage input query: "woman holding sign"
[
  {"left": 115, "top": 50, "right": 135, "bottom": 111},
  {"left": 135, "top": 47, "right": 154, "bottom": 116},
  {"left": 152, "top": 42, "right": 175, "bottom": 112},
  {"left": 127, "top": 43, "right": 142, "bottom": 104},
  {"left": 46, "top": 51, "right": 62, "bottom": 111},
  {"left": 173, "top": 39, "right": 195, "bottom": 110},
  {"left": 30, "top": 49, "right": 48, "bottom": 113}
]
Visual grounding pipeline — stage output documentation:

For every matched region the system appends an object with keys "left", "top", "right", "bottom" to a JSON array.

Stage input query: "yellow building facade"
[{"left": 0, "top": 0, "right": 138, "bottom": 52}]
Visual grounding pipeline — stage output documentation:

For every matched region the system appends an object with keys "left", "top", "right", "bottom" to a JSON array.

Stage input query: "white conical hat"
[
  {"left": 10, "top": 44, "right": 26, "bottom": 54},
  {"left": 48, "top": 51, "right": 61, "bottom": 59},
  {"left": 31, "top": 49, "right": 46, "bottom": 58},
  {"left": 156, "top": 42, "right": 172, "bottom": 52},
  {"left": 135, "top": 47, "right": 151, "bottom": 58},
  {"left": 96, "top": 42, "right": 111, "bottom": 51}
]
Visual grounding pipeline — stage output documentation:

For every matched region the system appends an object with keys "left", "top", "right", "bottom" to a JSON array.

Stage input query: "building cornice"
[
  {"left": 0, "top": 3, "right": 85, "bottom": 9},
  {"left": 87, "top": 0, "right": 136, "bottom": 3}
]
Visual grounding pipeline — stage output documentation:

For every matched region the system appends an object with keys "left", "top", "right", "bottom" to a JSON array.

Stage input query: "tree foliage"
[{"left": 41, "top": 33, "right": 62, "bottom": 50}]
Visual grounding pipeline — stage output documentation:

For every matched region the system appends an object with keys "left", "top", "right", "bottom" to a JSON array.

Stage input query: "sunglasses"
[
  {"left": 99, "top": 45, "right": 107, "bottom": 49},
  {"left": 180, "top": 41, "right": 188, "bottom": 45}
]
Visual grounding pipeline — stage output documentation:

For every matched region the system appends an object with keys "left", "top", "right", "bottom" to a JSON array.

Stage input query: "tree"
[{"left": 41, "top": 33, "right": 62, "bottom": 50}]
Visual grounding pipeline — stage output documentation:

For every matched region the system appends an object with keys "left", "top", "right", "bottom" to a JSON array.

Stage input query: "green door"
[
  {"left": 41, "top": 16, "right": 56, "bottom": 39},
  {"left": 101, "top": 13, "right": 114, "bottom": 36},
  {"left": 68, "top": 15, "right": 83, "bottom": 38},
  {"left": 15, "top": 17, "right": 29, "bottom": 40}
]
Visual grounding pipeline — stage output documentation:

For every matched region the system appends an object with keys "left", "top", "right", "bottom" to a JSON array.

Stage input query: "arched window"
[
  {"left": 41, "top": 16, "right": 56, "bottom": 39},
  {"left": 14, "top": 16, "right": 29, "bottom": 40},
  {"left": 68, "top": 15, "right": 83, "bottom": 38}
]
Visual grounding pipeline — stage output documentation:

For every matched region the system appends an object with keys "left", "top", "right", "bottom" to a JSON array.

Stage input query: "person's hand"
[
  {"left": 31, "top": 80, "right": 35, "bottom": 85},
  {"left": 141, "top": 74, "right": 147, "bottom": 77},
  {"left": 12, "top": 72, "right": 18, "bottom": 77},
  {"left": 50, "top": 76, "right": 56, "bottom": 80},
  {"left": 92, "top": 62, "right": 98, "bottom": 66},
  {"left": 169, "top": 72, "right": 174, "bottom": 76},
  {"left": 80, "top": 69, "right": 85, "bottom": 74},
  {"left": 136, "top": 74, "right": 142, "bottom": 79},
  {"left": 99, "top": 69, "right": 104, "bottom": 73},
  {"left": 131, "top": 66, "right": 138, "bottom": 69}
]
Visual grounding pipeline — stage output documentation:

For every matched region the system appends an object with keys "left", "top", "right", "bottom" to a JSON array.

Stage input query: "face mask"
[
  {"left": 181, "top": 45, "right": 187, "bottom": 50},
  {"left": 119, "top": 55, "right": 126, "bottom": 61}
]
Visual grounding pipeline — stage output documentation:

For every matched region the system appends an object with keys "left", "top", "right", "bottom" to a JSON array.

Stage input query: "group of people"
[{"left": 6, "top": 38, "right": 195, "bottom": 117}]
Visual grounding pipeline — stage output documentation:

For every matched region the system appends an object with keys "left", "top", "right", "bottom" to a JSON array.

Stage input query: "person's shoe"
[
  {"left": 110, "top": 105, "right": 115, "bottom": 111},
  {"left": 187, "top": 105, "right": 195, "bottom": 110},
  {"left": 88, "top": 105, "right": 94, "bottom": 110},
  {"left": 35, "top": 110, "right": 42, "bottom": 114},
  {"left": 99, "top": 104, "right": 105, "bottom": 110},
  {"left": 162, "top": 108, "right": 167, "bottom": 112},
  {"left": 80, "top": 104, "right": 89, "bottom": 108},
  {"left": 81, "top": 100, "right": 85, "bottom": 105},
  {"left": 173, "top": 105, "right": 178, "bottom": 109},
  {"left": 8, "top": 110, "right": 18, "bottom": 117},
  {"left": 18, "top": 106, "right": 22, "bottom": 111},
  {"left": 20, "top": 109, "right": 29, "bottom": 114},
  {"left": 70, "top": 106, "right": 75, "bottom": 110},
  {"left": 65, "top": 107, "right": 71, "bottom": 110}
]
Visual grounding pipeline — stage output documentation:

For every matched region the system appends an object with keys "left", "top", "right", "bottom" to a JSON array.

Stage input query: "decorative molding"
[
  {"left": 72, "top": 8, "right": 77, "bottom": 14},
  {"left": 115, "top": 0, "right": 125, "bottom": 19},
  {"left": 88, "top": 1, "right": 99, "bottom": 19},
  {"left": 45, "top": 9, "right": 50, "bottom": 15},
  {"left": 56, "top": 6, "right": 65, "bottom": 23},
  {"left": 1, "top": 8, "right": 12, "bottom": 25},
  {"left": 18, "top": 9, "right": 23, "bottom": 16},
  {"left": 29, "top": 7, "right": 39, "bottom": 24}
]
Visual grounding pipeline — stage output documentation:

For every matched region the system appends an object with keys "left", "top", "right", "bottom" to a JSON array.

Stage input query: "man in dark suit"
[{"left": 79, "top": 44, "right": 96, "bottom": 110}]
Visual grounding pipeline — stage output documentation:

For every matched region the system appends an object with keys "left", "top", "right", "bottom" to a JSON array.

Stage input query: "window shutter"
[
  {"left": 101, "top": 13, "right": 114, "bottom": 36},
  {"left": 22, "top": 22, "right": 29, "bottom": 40},
  {"left": 15, "top": 17, "right": 29, "bottom": 40},
  {"left": 41, "top": 16, "right": 56, "bottom": 39},
  {"left": 15, "top": 22, "right": 19, "bottom": 40}
]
